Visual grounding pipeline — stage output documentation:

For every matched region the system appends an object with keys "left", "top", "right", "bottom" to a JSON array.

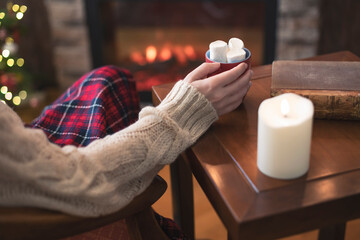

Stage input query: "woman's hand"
[{"left": 183, "top": 62, "right": 253, "bottom": 116}]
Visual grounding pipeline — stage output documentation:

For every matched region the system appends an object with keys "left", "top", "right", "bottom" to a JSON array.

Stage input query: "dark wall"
[{"left": 318, "top": 0, "right": 360, "bottom": 57}]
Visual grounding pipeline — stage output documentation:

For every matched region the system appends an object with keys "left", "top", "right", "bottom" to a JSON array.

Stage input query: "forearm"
[{"left": 0, "top": 80, "right": 217, "bottom": 217}]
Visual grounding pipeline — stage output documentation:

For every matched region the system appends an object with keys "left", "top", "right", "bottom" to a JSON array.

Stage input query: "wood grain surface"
[{"left": 152, "top": 51, "right": 360, "bottom": 240}]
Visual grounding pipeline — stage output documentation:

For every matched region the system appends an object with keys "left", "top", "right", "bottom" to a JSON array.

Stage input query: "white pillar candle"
[{"left": 257, "top": 93, "right": 314, "bottom": 179}]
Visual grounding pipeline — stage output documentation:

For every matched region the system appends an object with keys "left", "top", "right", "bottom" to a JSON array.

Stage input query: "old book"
[{"left": 271, "top": 60, "right": 360, "bottom": 120}]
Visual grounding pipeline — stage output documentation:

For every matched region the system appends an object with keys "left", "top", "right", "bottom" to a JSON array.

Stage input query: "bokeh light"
[
  {"left": 5, "top": 92, "right": 12, "bottom": 100},
  {"left": 6, "top": 37, "right": 14, "bottom": 43},
  {"left": 7, "top": 58, "right": 15, "bottom": 67},
  {"left": 19, "top": 90, "right": 27, "bottom": 100},
  {"left": 20, "top": 5, "right": 27, "bottom": 13},
  {"left": 2, "top": 49, "right": 10, "bottom": 58},
  {"left": 16, "top": 58, "right": 24, "bottom": 67},
  {"left": 16, "top": 12, "right": 23, "bottom": 20},
  {"left": 13, "top": 96, "right": 21, "bottom": 105},
  {"left": 12, "top": 4, "right": 20, "bottom": 12},
  {"left": 1, "top": 86, "right": 8, "bottom": 94}
]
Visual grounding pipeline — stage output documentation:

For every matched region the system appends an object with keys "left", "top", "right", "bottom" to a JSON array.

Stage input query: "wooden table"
[{"left": 152, "top": 51, "right": 360, "bottom": 240}]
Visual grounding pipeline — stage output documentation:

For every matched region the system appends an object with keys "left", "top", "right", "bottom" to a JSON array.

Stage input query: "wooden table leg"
[
  {"left": 170, "top": 153, "right": 194, "bottom": 239},
  {"left": 318, "top": 223, "right": 346, "bottom": 240}
]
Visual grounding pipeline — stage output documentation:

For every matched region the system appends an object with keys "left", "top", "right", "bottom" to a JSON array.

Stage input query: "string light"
[
  {"left": 2, "top": 49, "right": 10, "bottom": 58},
  {"left": 1, "top": 86, "right": 8, "bottom": 94},
  {"left": 6, "top": 2, "right": 12, "bottom": 11},
  {"left": 5, "top": 92, "right": 12, "bottom": 100},
  {"left": 20, "top": 5, "right": 27, "bottom": 13},
  {"left": 1, "top": 4, "right": 29, "bottom": 107},
  {"left": 7, "top": 58, "right": 15, "bottom": 67},
  {"left": 16, "top": 12, "right": 23, "bottom": 20},
  {"left": 13, "top": 96, "right": 21, "bottom": 105},
  {"left": 19, "top": 90, "right": 27, "bottom": 100},
  {"left": 12, "top": 4, "right": 20, "bottom": 12},
  {"left": 6, "top": 37, "right": 14, "bottom": 43},
  {"left": 17, "top": 58, "right": 24, "bottom": 67}
]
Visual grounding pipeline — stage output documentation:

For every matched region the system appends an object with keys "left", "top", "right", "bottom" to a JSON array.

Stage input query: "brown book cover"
[{"left": 271, "top": 60, "right": 360, "bottom": 120}]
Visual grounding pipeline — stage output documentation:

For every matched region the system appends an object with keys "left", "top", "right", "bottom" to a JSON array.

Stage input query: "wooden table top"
[{"left": 152, "top": 51, "right": 360, "bottom": 240}]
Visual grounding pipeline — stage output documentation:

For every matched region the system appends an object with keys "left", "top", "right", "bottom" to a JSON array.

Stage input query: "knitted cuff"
[{"left": 155, "top": 80, "right": 218, "bottom": 142}]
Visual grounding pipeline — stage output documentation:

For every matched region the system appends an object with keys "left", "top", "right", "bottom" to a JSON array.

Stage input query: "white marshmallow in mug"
[
  {"left": 209, "top": 40, "right": 227, "bottom": 63},
  {"left": 227, "top": 48, "right": 246, "bottom": 63},
  {"left": 228, "top": 37, "right": 244, "bottom": 50}
]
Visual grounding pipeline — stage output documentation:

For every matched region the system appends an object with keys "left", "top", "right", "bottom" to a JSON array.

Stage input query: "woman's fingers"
[
  {"left": 186, "top": 62, "right": 253, "bottom": 117},
  {"left": 184, "top": 62, "right": 220, "bottom": 83},
  {"left": 218, "top": 69, "right": 253, "bottom": 99},
  {"left": 211, "top": 62, "right": 248, "bottom": 87},
  {"left": 212, "top": 80, "right": 252, "bottom": 115}
]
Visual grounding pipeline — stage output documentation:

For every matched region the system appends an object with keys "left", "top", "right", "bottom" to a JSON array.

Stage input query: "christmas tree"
[{"left": 0, "top": 1, "right": 32, "bottom": 107}]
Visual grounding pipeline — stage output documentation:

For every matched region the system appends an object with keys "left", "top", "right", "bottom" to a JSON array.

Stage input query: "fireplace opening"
[{"left": 86, "top": 1, "right": 277, "bottom": 101}]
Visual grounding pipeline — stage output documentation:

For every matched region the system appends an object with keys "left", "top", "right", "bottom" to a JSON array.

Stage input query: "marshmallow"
[
  {"left": 209, "top": 40, "right": 227, "bottom": 63},
  {"left": 228, "top": 37, "right": 244, "bottom": 51},
  {"left": 227, "top": 48, "right": 246, "bottom": 63}
]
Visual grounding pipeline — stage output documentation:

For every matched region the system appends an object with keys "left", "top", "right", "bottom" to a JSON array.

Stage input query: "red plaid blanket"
[
  {"left": 27, "top": 65, "right": 189, "bottom": 239},
  {"left": 28, "top": 65, "right": 140, "bottom": 146}
]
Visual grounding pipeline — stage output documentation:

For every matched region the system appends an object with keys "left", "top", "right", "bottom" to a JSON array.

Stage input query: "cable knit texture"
[{"left": 0, "top": 80, "right": 218, "bottom": 217}]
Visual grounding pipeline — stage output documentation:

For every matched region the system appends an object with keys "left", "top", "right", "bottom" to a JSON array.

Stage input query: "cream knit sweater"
[{"left": 0, "top": 80, "right": 218, "bottom": 217}]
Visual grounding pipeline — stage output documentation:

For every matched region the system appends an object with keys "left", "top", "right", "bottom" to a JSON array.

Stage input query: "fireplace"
[{"left": 85, "top": 0, "right": 277, "bottom": 101}]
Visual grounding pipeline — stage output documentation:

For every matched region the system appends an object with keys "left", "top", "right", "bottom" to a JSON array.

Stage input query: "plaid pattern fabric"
[
  {"left": 27, "top": 65, "right": 189, "bottom": 239},
  {"left": 154, "top": 212, "right": 191, "bottom": 240},
  {"left": 61, "top": 219, "right": 131, "bottom": 240},
  {"left": 28, "top": 65, "right": 140, "bottom": 147}
]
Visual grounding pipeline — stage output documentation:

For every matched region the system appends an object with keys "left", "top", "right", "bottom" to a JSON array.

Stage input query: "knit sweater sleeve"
[{"left": 0, "top": 80, "right": 218, "bottom": 217}]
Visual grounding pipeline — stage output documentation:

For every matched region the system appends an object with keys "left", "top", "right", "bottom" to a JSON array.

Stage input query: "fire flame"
[
  {"left": 130, "top": 44, "right": 199, "bottom": 91},
  {"left": 131, "top": 44, "right": 198, "bottom": 65},
  {"left": 159, "top": 47, "right": 172, "bottom": 61},
  {"left": 130, "top": 51, "right": 146, "bottom": 65},
  {"left": 146, "top": 45, "right": 157, "bottom": 63},
  {"left": 184, "top": 45, "right": 196, "bottom": 60}
]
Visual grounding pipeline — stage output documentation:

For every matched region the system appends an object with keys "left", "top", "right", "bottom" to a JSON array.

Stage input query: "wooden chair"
[{"left": 0, "top": 176, "right": 170, "bottom": 240}]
